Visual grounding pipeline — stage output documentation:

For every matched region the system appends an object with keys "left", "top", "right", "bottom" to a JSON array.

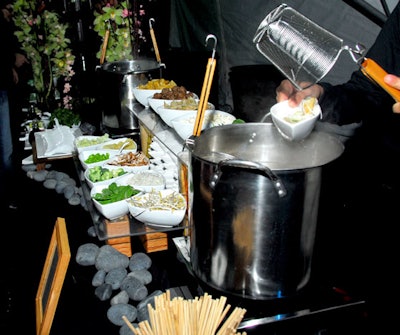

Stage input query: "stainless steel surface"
[
  {"left": 209, "top": 158, "right": 287, "bottom": 197},
  {"left": 99, "top": 59, "right": 161, "bottom": 131},
  {"left": 100, "top": 59, "right": 161, "bottom": 75},
  {"left": 237, "top": 300, "right": 366, "bottom": 330},
  {"left": 189, "top": 123, "right": 344, "bottom": 299}
]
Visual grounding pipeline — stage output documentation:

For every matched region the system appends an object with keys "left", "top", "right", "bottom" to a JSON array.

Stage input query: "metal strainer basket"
[{"left": 253, "top": 3, "right": 363, "bottom": 90}]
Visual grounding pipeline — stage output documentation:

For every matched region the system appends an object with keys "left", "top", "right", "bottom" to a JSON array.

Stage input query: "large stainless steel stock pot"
[
  {"left": 98, "top": 59, "right": 161, "bottom": 134},
  {"left": 187, "top": 123, "right": 344, "bottom": 300}
]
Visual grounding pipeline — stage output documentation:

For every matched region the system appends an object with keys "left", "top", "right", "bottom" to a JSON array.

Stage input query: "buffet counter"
[
  {"left": 132, "top": 101, "right": 188, "bottom": 157},
  {"left": 74, "top": 100, "right": 190, "bottom": 255},
  {"left": 69, "top": 101, "right": 369, "bottom": 335}
]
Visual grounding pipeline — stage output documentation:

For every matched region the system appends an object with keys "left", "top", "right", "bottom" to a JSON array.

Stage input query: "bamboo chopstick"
[
  {"left": 122, "top": 315, "right": 139, "bottom": 335},
  {"left": 132, "top": 290, "right": 245, "bottom": 335}
]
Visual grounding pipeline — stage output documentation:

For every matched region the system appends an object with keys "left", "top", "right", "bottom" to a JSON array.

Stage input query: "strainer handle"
[{"left": 361, "top": 58, "right": 400, "bottom": 102}]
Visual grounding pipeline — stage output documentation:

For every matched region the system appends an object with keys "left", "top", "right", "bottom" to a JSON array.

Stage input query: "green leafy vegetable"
[
  {"left": 93, "top": 182, "right": 140, "bottom": 204},
  {"left": 88, "top": 166, "right": 127, "bottom": 182},
  {"left": 84, "top": 153, "right": 110, "bottom": 164}
]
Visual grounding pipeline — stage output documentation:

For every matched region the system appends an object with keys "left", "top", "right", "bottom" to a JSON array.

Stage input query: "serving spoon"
[{"left": 117, "top": 141, "right": 129, "bottom": 155}]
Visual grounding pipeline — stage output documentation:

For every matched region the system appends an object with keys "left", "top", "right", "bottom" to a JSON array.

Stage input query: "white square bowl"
[
  {"left": 148, "top": 98, "right": 176, "bottom": 112},
  {"left": 117, "top": 170, "right": 166, "bottom": 193},
  {"left": 98, "top": 138, "right": 138, "bottom": 152},
  {"left": 78, "top": 149, "right": 119, "bottom": 170},
  {"left": 155, "top": 98, "right": 215, "bottom": 127},
  {"left": 270, "top": 99, "right": 321, "bottom": 141},
  {"left": 156, "top": 107, "right": 198, "bottom": 128},
  {"left": 90, "top": 182, "right": 141, "bottom": 220},
  {"left": 148, "top": 92, "right": 198, "bottom": 112},
  {"left": 132, "top": 87, "right": 162, "bottom": 107},
  {"left": 104, "top": 151, "right": 150, "bottom": 173},
  {"left": 127, "top": 189, "right": 187, "bottom": 227},
  {"left": 156, "top": 104, "right": 215, "bottom": 128},
  {"left": 170, "top": 109, "right": 236, "bottom": 140},
  {"left": 74, "top": 134, "right": 112, "bottom": 153},
  {"left": 84, "top": 165, "right": 130, "bottom": 188}
]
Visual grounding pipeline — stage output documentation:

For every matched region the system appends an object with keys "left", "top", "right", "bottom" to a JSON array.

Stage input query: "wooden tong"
[
  {"left": 149, "top": 18, "right": 164, "bottom": 78},
  {"left": 100, "top": 20, "right": 110, "bottom": 65},
  {"left": 193, "top": 34, "right": 217, "bottom": 137},
  {"left": 149, "top": 18, "right": 161, "bottom": 63}
]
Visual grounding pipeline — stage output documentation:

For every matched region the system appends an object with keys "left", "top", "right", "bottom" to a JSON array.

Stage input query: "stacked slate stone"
[
  {"left": 22, "top": 164, "right": 86, "bottom": 209},
  {"left": 76, "top": 243, "right": 163, "bottom": 335}
]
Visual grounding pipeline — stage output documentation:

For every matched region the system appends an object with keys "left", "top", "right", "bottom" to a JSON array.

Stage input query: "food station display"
[
  {"left": 18, "top": 65, "right": 368, "bottom": 334},
  {"left": 75, "top": 71, "right": 365, "bottom": 334},
  {"left": 43, "top": 46, "right": 370, "bottom": 332},
  {"left": 73, "top": 127, "right": 189, "bottom": 255},
  {"left": 34, "top": 15, "right": 374, "bottom": 329},
  {"left": 10, "top": 2, "right": 390, "bottom": 333},
  {"left": 17, "top": 47, "right": 370, "bottom": 332},
  {"left": 74, "top": 62, "right": 235, "bottom": 250}
]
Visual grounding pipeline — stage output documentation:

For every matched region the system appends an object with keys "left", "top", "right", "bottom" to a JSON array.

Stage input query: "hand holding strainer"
[{"left": 253, "top": 3, "right": 400, "bottom": 102}]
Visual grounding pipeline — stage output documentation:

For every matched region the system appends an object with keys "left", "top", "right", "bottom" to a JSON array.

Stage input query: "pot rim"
[
  {"left": 189, "top": 123, "right": 344, "bottom": 170},
  {"left": 101, "top": 59, "right": 160, "bottom": 75}
]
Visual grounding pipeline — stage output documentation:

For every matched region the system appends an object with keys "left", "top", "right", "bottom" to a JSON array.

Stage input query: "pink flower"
[
  {"left": 63, "top": 96, "right": 72, "bottom": 109},
  {"left": 63, "top": 83, "right": 71, "bottom": 93}
]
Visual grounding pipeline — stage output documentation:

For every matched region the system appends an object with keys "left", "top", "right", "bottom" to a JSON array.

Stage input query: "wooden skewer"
[
  {"left": 135, "top": 290, "right": 245, "bottom": 335},
  {"left": 216, "top": 307, "right": 246, "bottom": 335},
  {"left": 140, "top": 320, "right": 154, "bottom": 335},
  {"left": 148, "top": 305, "right": 157, "bottom": 335},
  {"left": 209, "top": 297, "right": 228, "bottom": 333},
  {"left": 100, "top": 29, "right": 110, "bottom": 65},
  {"left": 122, "top": 315, "right": 139, "bottom": 335}
]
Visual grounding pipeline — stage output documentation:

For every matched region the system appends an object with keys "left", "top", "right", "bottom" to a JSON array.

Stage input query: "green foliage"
[
  {"left": 93, "top": 1, "right": 134, "bottom": 62},
  {"left": 48, "top": 108, "right": 81, "bottom": 128},
  {"left": 12, "top": 0, "right": 75, "bottom": 110}
]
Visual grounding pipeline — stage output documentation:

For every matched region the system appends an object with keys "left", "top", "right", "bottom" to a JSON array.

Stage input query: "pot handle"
[{"left": 210, "top": 159, "right": 287, "bottom": 197}]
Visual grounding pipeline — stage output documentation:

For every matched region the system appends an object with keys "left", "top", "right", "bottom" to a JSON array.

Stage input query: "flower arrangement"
[
  {"left": 93, "top": 0, "right": 147, "bottom": 62},
  {"left": 12, "top": 0, "right": 76, "bottom": 113}
]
